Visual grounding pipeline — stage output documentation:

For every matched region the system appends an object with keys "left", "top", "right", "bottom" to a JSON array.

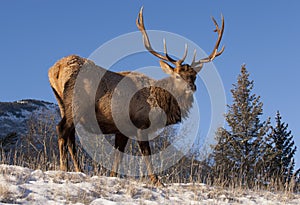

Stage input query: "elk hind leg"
[
  {"left": 110, "top": 133, "right": 128, "bottom": 177},
  {"left": 57, "top": 117, "right": 68, "bottom": 171},
  {"left": 67, "top": 128, "right": 81, "bottom": 172}
]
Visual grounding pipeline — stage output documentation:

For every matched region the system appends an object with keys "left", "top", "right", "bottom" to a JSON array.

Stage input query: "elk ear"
[
  {"left": 159, "top": 60, "right": 174, "bottom": 75},
  {"left": 193, "top": 63, "right": 203, "bottom": 73}
]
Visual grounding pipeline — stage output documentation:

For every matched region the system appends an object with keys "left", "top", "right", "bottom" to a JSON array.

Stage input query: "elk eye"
[{"left": 175, "top": 75, "right": 181, "bottom": 80}]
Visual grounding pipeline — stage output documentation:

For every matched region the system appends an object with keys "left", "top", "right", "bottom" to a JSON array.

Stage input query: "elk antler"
[
  {"left": 136, "top": 7, "right": 187, "bottom": 66},
  {"left": 191, "top": 15, "right": 225, "bottom": 70}
]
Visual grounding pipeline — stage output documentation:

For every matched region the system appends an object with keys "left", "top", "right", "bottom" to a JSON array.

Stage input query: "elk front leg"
[
  {"left": 137, "top": 130, "right": 164, "bottom": 186},
  {"left": 110, "top": 134, "right": 128, "bottom": 177}
]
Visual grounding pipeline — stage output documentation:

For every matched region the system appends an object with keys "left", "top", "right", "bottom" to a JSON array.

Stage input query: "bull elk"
[{"left": 48, "top": 7, "right": 224, "bottom": 186}]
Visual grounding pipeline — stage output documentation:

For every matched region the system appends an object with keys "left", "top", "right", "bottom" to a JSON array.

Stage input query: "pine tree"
[
  {"left": 267, "top": 111, "right": 300, "bottom": 185},
  {"left": 212, "top": 65, "right": 270, "bottom": 187}
]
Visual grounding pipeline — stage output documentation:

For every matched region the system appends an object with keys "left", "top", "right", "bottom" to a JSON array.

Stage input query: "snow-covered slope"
[
  {"left": 0, "top": 164, "right": 299, "bottom": 205},
  {"left": 0, "top": 99, "right": 59, "bottom": 146}
]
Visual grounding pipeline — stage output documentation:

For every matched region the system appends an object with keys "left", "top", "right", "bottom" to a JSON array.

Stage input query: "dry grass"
[
  {"left": 0, "top": 184, "right": 14, "bottom": 203},
  {"left": 0, "top": 112, "right": 299, "bottom": 196}
]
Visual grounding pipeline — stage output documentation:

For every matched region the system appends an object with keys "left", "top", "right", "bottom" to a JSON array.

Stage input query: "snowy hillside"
[
  {"left": 0, "top": 99, "right": 59, "bottom": 147},
  {"left": 0, "top": 164, "right": 299, "bottom": 205}
]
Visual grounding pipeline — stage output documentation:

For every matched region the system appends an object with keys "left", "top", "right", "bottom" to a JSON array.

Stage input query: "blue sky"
[{"left": 0, "top": 1, "right": 299, "bottom": 168}]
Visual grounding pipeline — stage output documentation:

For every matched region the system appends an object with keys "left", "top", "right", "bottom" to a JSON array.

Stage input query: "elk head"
[{"left": 136, "top": 7, "right": 225, "bottom": 94}]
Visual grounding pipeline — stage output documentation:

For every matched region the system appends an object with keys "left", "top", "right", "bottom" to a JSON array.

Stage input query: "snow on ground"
[{"left": 0, "top": 164, "right": 299, "bottom": 205}]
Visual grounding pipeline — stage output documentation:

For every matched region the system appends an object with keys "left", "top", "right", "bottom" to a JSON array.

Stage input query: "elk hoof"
[
  {"left": 110, "top": 171, "right": 117, "bottom": 177},
  {"left": 149, "top": 175, "right": 165, "bottom": 187},
  {"left": 153, "top": 179, "right": 165, "bottom": 187},
  {"left": 60, "top": 165, "right": 68, "bottom": 172}
]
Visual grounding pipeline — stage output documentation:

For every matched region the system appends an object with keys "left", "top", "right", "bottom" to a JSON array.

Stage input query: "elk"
[{"left": 48, "top": 7, "right": 224, "bottom": 185}]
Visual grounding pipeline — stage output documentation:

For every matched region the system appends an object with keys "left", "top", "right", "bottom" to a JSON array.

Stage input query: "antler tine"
[
  {"left": 137, "top": 7, "right": 189, "bottom": 65},
  {"left": 163, "top": 38, "right": 167, "bottom": 53},
  {"left": 191, "top": 49, "right": 197, "bottom": 67},
  {"left": 191, "top": 49, "right": 204, "bottom": 72},
  {"left": 163, "top": 38, "right": 177, "bottom": 63},
  {"left": 192, "top": 15, "right": 225, "bottom": 66},
  {"left": 136, "top": 7, "right": 176, "bottom": 63},
  {"left": 177, "top": 44, "right": 188, "bottom": 65},
  {"left": 192, "top": 49, "right": 197, "bottom": 63}
]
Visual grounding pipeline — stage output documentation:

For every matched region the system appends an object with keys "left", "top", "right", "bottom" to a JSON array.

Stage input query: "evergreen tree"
[
  {"left": 267, "top": 111, "right": 300, "bottom": 185},
  {"left": 212, "top": 65, "right": 270, "bottom": 187}
]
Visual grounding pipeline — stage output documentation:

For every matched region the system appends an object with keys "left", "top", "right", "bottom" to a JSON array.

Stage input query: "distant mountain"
[{"left": 0, "top": 99, "right": 59, "bottom": 148}]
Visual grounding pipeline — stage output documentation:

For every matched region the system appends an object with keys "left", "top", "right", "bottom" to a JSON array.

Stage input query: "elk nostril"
[
  {"left": 189, "top": 84, "right": 196, "bottom": 92},
  {"left": 185, "top": 84, "right": 196, "bottom": 93}
]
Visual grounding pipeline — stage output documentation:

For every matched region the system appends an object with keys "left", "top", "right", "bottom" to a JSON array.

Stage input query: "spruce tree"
[
  {"left": 267, "top": 111, "right": 300, "bottom": 185},
  {"left": 212, "top": 65, "right": 270, "bottom": 187}
]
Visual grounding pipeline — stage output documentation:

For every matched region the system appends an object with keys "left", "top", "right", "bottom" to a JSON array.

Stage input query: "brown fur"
[
  {"left": 48, "top": 55, "right": 197, "bottom": 185},
  {"left": 48, "top": 9, "right": 224, "bottom": 186},
  {"left": 48, "top": 55, "right": 89, "bottom": 117}
]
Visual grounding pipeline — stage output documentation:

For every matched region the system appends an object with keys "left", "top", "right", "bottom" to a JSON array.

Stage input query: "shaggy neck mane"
[{"left": 150, "top": 77, "right": 194, "bottom": 125}]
